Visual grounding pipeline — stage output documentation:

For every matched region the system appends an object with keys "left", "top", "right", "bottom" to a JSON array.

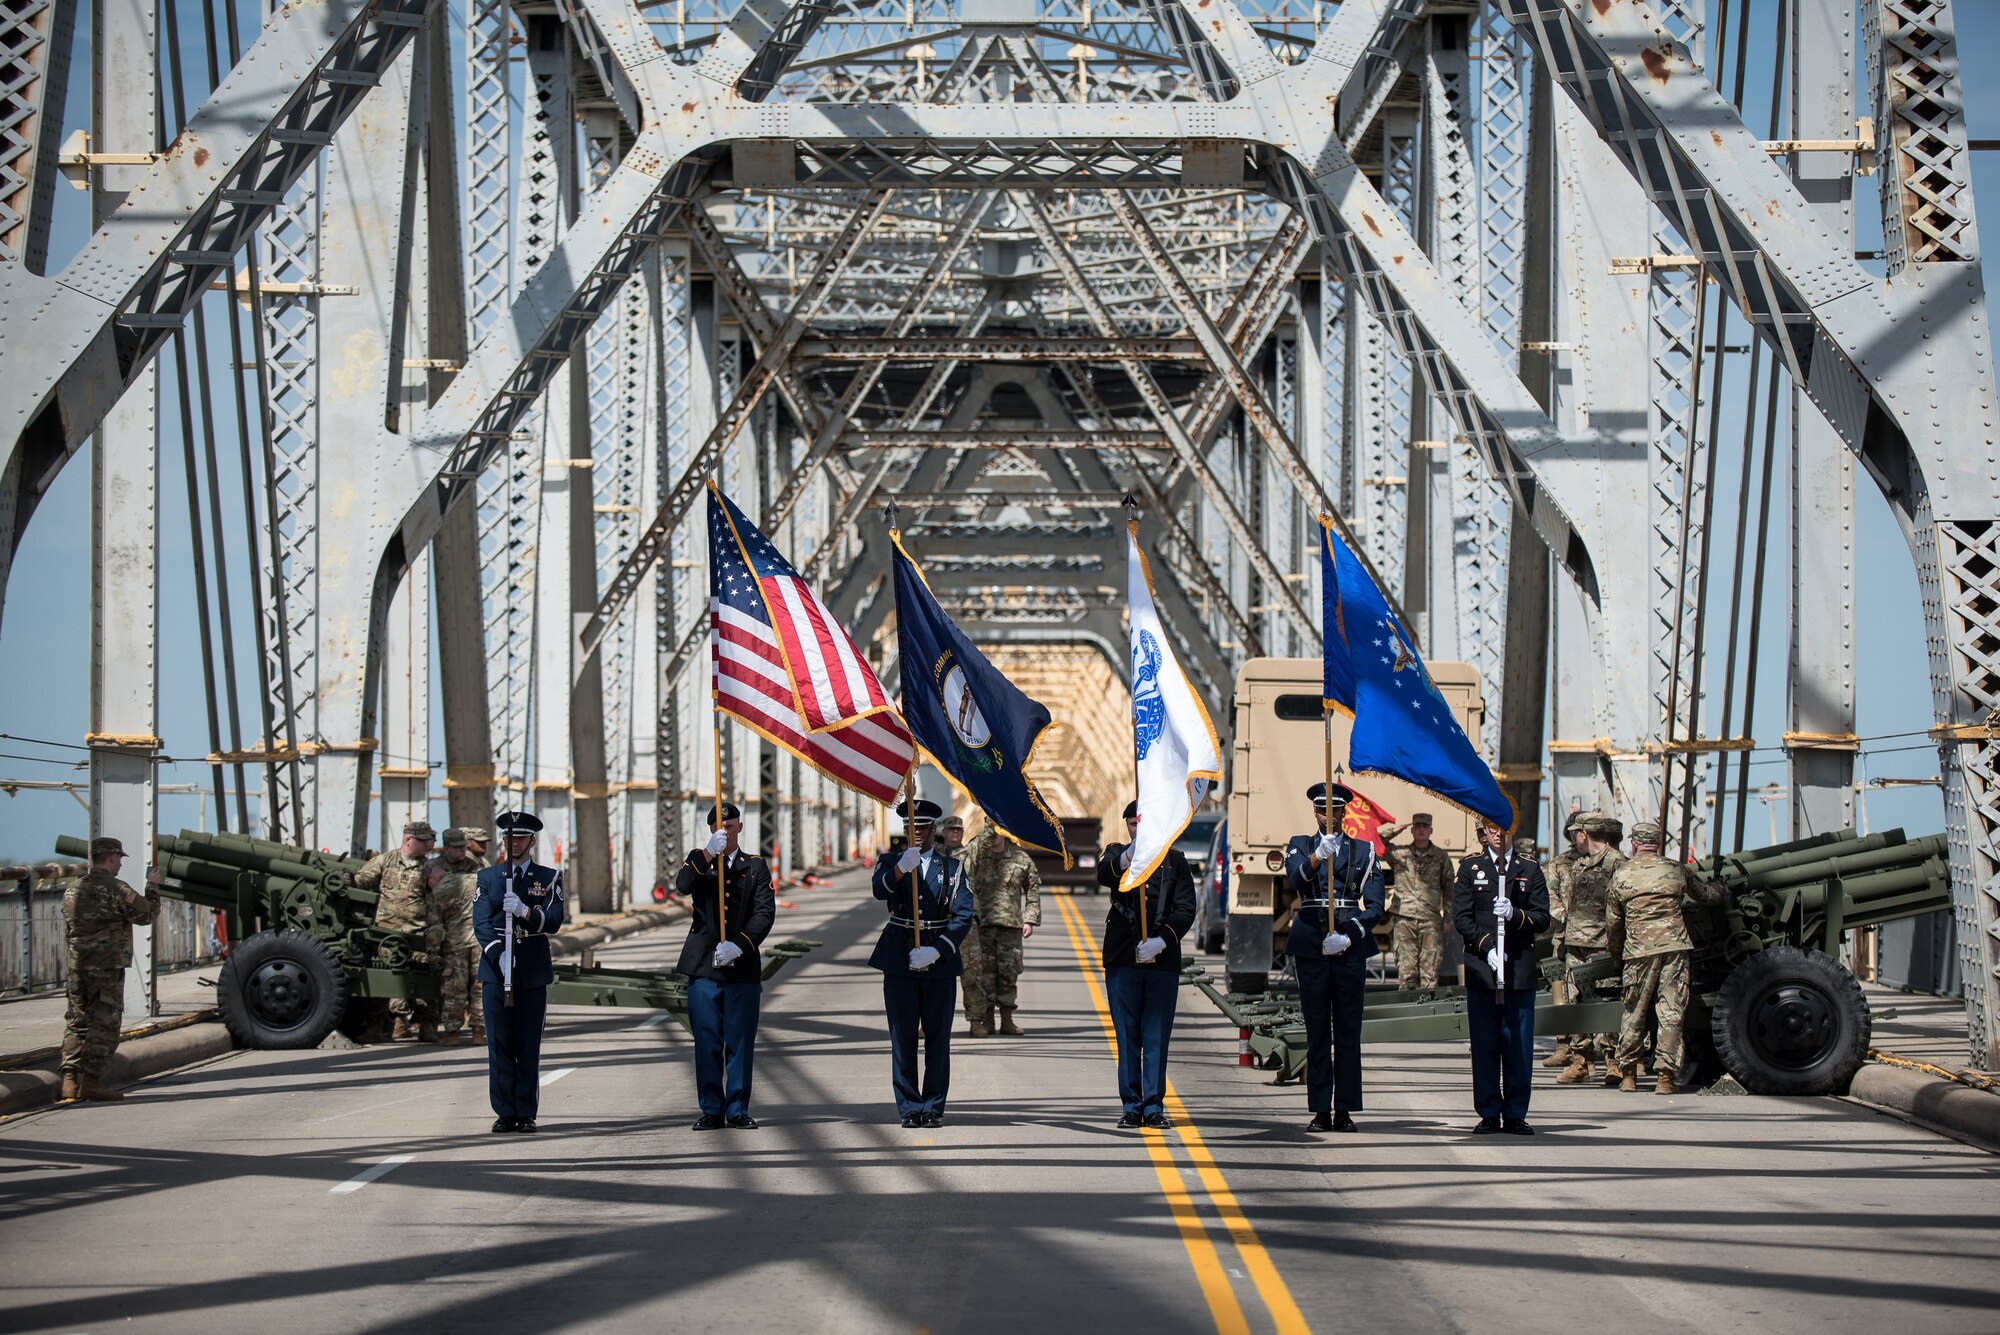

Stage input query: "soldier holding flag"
[
  {"left": 1283, "top": 781, "right": 1385, "bottom": 1132},
  {"left": 674, "top": 801, "right": 775, "bottom": 1130},
  {"left": 474, "top": 811, "right": 564, "bottom": 1133},
  {"left": 869, "top": 799, "right": 973, "bottom": 1128}
]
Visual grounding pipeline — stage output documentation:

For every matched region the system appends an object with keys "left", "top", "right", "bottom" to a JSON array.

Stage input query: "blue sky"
[{"left": 0, "top": 1, "right": 1987, "bottom": 860}]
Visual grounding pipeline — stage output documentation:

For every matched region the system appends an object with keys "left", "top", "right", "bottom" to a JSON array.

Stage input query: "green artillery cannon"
[
  {"left": 56, "top": 832, "right": 818, "bottom": 1049},
  {"left": 1189, "top": 826, "right": 1951, "bottom": 1097}
]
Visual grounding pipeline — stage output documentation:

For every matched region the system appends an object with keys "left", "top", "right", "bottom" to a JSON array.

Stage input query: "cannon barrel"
[
  {"left": 184, "top": 829, "right": 366, "bottom": 874},
  {"left": 1696, "top": 829, "right": 1902, "bottom": 884},
  {"left": 1729, "top": 835, "right": 1930, "bottom": 895},
  {"left": 160, "top": 832, "right": 355, "bottom": 889}
]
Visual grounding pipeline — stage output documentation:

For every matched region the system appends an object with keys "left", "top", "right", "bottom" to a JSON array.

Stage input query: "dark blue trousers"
[
  {"left": 1296, "top": 954, "right": 1367, "bottom": 1114},
  {"left": 483, "top": 986, "right": 548, "bottom": 1122},
  {"left": 883, "top": 972, "right": 957, "bottom": 1116},
  {"left": 1108, "top": 965, "right": 1178, "bottom": 1116},
  {"left": 687, "top": 977, "right": 761, "bottom": 1119},
  {"left": 1466, "top": 983, "right": 1537, "bottom": 1120}
]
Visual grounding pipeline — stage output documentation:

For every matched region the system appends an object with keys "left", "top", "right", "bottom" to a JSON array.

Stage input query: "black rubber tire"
[
  {"left": 218, "top": 930, "right": 348, "bottom": 1050},
  {"left": 1710, "top": 946, "right": 1870, "bottom": 1096},
  {"left": 1226, "top": 971, "right": 1267, "bottom": 996},
  {"left": 1202, "top": 928, "right": 1223, "bottom": 956}
]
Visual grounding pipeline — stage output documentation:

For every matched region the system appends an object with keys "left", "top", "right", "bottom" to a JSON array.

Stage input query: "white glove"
[
  {"left": 909, "top": 945, "right": 941, "bottom": 970},
  {"left": 1323, "top": 932, "right": 1351, "bottom": 956},
  {"left": 1486, "top": 947, "right": 1502, "bottom": 976},
  {"left": 704, "top": 831, "right": 728, "bottom": 856},
  {"left": 1135, "top": 936, "right": 1166, "bottom": 964},
  {"left": 713, "top": 941, "right": 743, "bottom": 968},
  {"left": 1315, "top": 833, "right": 1338, "bottom": 860},
  {"left": 896, "top": 848, "right": 922, "bottom": 874},
  {"left": 1119, "top": 846, "right": 1133, "bottom": 870},
  {"left": 1493, "top": 894, "right": 1514, "bottom": 922},
  {"left": 503, "top": 890, "right": 527, "bottom": 918}
]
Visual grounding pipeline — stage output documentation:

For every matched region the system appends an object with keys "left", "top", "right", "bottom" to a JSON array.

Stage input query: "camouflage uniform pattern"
[
  {"left": 356, "top": 851, "right": 434, "bottom": 1023},
  {"left": 961, "top": 829, "right": 1042, "bottom": 1022},
  {"left": 61, "top": 869, "right": 161, "bottom": 1079},
  {"left": 1606, "top": 852, "right": 1720, "bottom": 1076},
  {"left": 428, "top": 851, "right": 483, "bottom": 1037},
  {"left": 1558, "top": 846, "right": 1625, "bottom": 1061},
  {"left": 1385, "top": 840, "right": 1453, "bottom": 991}
]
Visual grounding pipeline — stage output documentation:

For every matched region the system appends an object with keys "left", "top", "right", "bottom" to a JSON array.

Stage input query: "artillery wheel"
[
  {"left": 218, "top": 930, "right": 348, "bottom": 1050},
  {"left": 1711, "top": 946, "right": 1869, "bottom": 1096}
]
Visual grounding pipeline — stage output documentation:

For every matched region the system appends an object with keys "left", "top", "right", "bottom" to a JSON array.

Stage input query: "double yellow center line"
[{"left": 1049, "top": 890, "right": 1310, "bottom": 1335}]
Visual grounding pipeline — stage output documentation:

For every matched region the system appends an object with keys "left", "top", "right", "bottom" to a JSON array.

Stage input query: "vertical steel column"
[
  {"left": 1319, "top": 259, "right": 1349, "bottom": 516},
  {"left": 0, "top": 0, "right": 74, "bottom": 271},
  {"left": 87, "top": 0, "right": 156, "bottom": 1014},
  {"left": 313, "top": 39, "right": 422, "bottom": 851},
  {"left": 1273, "top": 334, "right": 1300, "bottom": 658},
  {"left": 1357, "top": 108, "right": 1417, "bottom": 602},
  {"left": 1788, "top": 0, "right": 1859, "bottom": 837},
  {"left": 652, "top": 246, "right": 696, "bottom": 879}
]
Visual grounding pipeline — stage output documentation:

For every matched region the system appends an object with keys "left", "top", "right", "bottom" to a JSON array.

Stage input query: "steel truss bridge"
[{"left": 3, "top": 0, "right": 1996, "bottom": 1064}]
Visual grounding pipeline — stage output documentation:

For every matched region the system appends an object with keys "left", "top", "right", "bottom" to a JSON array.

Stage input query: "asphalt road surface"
[{"left": 4, "top": 868, "right": 1997, "bottom": 1333}]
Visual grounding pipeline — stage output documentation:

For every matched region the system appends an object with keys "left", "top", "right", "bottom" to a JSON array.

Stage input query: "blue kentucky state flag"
[
  {"left": 1321, "top": 519, "right": 1513, "bottom": 830},
  {"left": 890, "top": 532, "right": 1069, "bottom": 861}
]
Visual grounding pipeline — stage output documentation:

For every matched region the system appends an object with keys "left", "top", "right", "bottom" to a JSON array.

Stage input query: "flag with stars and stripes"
[
  {"left": 1320, "top": 518, "right": 1512, "bottom": 829},
  {"left": 709, "top": 482, "right": 914, "bottom": 804}
]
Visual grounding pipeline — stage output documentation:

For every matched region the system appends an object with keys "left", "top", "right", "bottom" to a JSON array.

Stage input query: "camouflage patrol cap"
[
  {"left": 1629, "top": 821, "right": 1665, "bottom": 846},
  {"left": 1512, "top": 836, "right": 1539, "bottom": 857},
  {"left": 461, "top": 827, "right": 488, "bottom": 849},
  {"left": 1580, "top": 811, "right": 1624, "bottom": 840},
  {"left": 1562, "top": 809, "right": 1586, "bottom": 835},
  {"left": 89, "top": 836, "right": 125, "bottom": 858},
  {"left": 404, "top": 819, "right": 437, "bottom": 840},
  {"left": 441, "top": 827, "right": 468, "bottom": 848},
  {"left": 936, "top": 815, "right": 965, "bottom": 833},
  {"left": 1409, "top": 812, "right": 1435, "bottom": 826}
]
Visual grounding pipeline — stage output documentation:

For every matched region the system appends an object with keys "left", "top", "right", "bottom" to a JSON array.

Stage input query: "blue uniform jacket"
[
  {"left": 868, "top": 845, "right": 973, "bottom": 976},
  {"left": 1282, "top": 832, "right": 1385, "bottom": 960},
  {"left": 474, "top": 860, "right": 567, "bottom": 989}
]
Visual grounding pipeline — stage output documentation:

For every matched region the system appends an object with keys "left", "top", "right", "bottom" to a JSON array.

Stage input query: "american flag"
[{"left": 708, "top": 483, "right": 914, "bottom": 804}]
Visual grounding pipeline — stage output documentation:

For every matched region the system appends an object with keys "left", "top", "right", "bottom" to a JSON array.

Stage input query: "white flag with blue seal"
[{"left": 1121, "top": 520, "right": 1223, "bottom": 892}]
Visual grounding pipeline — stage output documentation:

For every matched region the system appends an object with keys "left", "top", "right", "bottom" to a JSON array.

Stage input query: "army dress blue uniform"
[
  {"left": 474, "top": 824, "right": 566, "bottom": 1132},
  {"left": 1453, "top": 838, "right": 1551, "bottom": 1132},
  {"left": 869, "top": 806, "right": 974, "bottom": 1127},
  {"left": 674, "top": 808, "right": 776, "bottom": 1129},
  {"left": 1283, "top": 782, "right": 1386, "bottom": 1131},
  {"left": 1097, "top": 809, "right": 1197, "bottom": 1127}
]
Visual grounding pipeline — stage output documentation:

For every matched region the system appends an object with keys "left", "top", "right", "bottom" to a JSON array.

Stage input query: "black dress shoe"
[
  {"left": 1118, "top": 1112, "right": 1144, "bottom": 1128},
  {"left": 1332, "top": 1112, "right": 1358, "bottom": 1133},
  {"left": 727, "top": 1114, "right": 760, "bottom": 1130},
  {"left": 1306, "top": 1111, "right": 1334, "bottom": 1132},
  {"left": 514, "top": 1120, "right": 538, "bottom": 1133},
  {"left": 1473, "top": 1117, "right": 1502, "bottom": 1134},
  {"left": 491, "top": 1117, "right": 517, "bottom": 1133},
  {"left": 1141, "top": 1112, "right": 1174, "bottom": 1129},
  {"left": 691, "top": 1113, "right": 726, "bottom": 1131},
  {"left": 1502, "top": 1118, "right": 1535, "bottom": 1136},
  {"left": 921, "top": 1112, "right": 944, "bottom": 1128},
  {"left": 901, "top": 1112, "right": 924, "bottom": 1129}
]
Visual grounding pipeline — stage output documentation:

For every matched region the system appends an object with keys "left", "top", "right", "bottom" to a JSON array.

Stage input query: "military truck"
[{"left": 1221, "top": 656, "right": 1484, "bottom": 993}]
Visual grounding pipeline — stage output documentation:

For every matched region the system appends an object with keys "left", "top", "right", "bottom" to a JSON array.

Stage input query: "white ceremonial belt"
[
  {"left": 890, "top": 914, "right": 951, "bottom": 930},
  {"left": 1299, "top": 898, "right": 1364, "bottom": 909}
]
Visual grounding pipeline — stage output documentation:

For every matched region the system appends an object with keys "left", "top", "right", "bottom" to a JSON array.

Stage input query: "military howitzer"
[
  {"left": 57, "top": 831, "right": 819, "bottom": 1049},
  {"left": 1191, "top": 826, "right": 1950, "bottom": 1096}
]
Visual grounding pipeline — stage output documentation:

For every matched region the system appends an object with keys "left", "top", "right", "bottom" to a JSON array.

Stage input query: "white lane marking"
[
  {"left": 330, "top": 1156, "right": 413, "bottom": 1195},
  {"left": 539, "top": 1067, "right": 576, "bottom": 1087},
  {"left": 632, "top": 1013, "right": 671, "bottom": 1029}
]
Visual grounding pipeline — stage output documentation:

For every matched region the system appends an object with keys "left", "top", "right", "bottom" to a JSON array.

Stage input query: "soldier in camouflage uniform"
[
  {"left": 1605, "top": 821, "right": 1722, "bottom": 1095},
  {"left": 355, "top": 819, "right": 438, "bottom": 1040},
  {"left": 462, "top": 828, "right": 489, "bottom": 1042},
  {"left": 1555, "top": 812, "right": 1625, "bottom": 1085},
  {"left": 425, "top": 828, "right": 484, "bottom": 1045},
  {"left": 960, "top": 823, "right": 1042, "bottom": 1038},
  {"left": 60, "top": 837, "right": 162, "bottom": 1102},
  {"left": 1541, "top": 811, "right": 1589, "bottom": 1068},
  {"left": 1383, "top": 813, "right": 1453, "bottom": 992}
]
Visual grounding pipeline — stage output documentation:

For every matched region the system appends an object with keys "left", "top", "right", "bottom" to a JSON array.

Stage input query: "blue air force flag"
[
  {"left": 1122, "top": 522, "right": 1223, "bottom": 891},
  {"left": 891, "top": 533, "right": 1069, "bottom": 859},
  {"left": 1320, "top": 519, "right": 1513, "bottom": 830}
]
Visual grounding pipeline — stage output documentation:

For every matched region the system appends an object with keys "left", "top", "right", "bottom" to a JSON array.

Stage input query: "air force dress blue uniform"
[
  {"left": 1452, "top": 843, "right": 1551, "bottom": 1129},
  {"left": 869, "top": 832, "right": 974, "bottom": 1125},
  {"left": 474, "top": 849, "right": 565, "bottom": 1129},
  {"left": 674, "top": 840, "right": 775, "bottom": 1126},
  {"left": 1096, "top": 825, "right": 1196, "bottom": 1124},
  {"left": 1283, "top": 783, "right": 1385, "bottom": 1129}
]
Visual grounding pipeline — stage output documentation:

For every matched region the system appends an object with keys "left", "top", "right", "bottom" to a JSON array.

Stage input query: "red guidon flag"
[
  {"left": 1338, "top": 785, "right": 1396, "bottom": 855},
  {"left": 708, "top": 482, "right": 915, "bottom": 804}
]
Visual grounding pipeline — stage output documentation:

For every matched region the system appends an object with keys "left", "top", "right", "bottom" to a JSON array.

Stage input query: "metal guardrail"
[{"left": 0, "top": 868, "right": 221, "bottom": 999}]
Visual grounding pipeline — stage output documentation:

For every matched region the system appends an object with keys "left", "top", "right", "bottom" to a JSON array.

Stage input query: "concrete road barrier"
[{"left": 1847, "top": 1063, "right": 2000, "bottom": 1155}]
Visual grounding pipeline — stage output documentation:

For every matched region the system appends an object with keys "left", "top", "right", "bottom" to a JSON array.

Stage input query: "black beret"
[
  {"left": 706, "top": 801, "right": 742, "bottom": 828},
  {"left": 1122, "top": 800, "right": 1138, "bottom": 820}
]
